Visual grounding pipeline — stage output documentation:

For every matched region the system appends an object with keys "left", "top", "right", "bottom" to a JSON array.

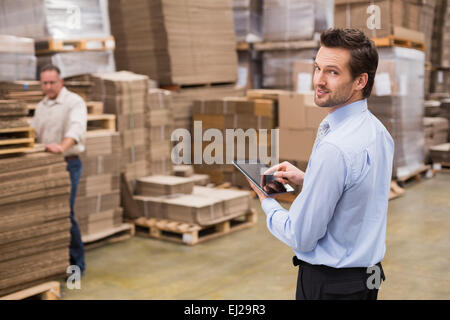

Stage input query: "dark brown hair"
[
  {"left": 40, "top": 64, "right": 61, "bottom": 76},
  {"left": 320, "top": 28, "right": 379, "bottom": 98}
]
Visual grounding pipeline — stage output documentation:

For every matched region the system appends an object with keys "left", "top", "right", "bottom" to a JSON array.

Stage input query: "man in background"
[{"left": 31, "top": 64, "right": 87, "bottom": 274}]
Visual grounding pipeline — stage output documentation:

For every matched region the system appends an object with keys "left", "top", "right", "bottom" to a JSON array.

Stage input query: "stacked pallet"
[
  {"left": 0, "top": 81, "right": 44, "bottom": 113},
  {"left": 430, "top": 0, "right": 450, "bottom": 95},
  {"left": 91, "top": 71, "right": 151, "bottom": 219},
  {"left": 429, "top": 143, "right": 450, "bottom": 165},
  {"left": 0, "top": 151, "right": 71, "bottom": 297},
  {"left": 192, "top": 96, "right": 275, "bottom": 188},
  {"left": 0, "top": 100, "right": 35, "bottom": 155},
  {"left": 146, "top": 89, "right": 174, "bottom": 176},
  {"left": 233, "top": 0, "right": 262, "bottom": 43},
  {"left": 77, "top": 130, "right": 123, "bottom": 239},
  {"left": 109, "top": 0, "right": 237, "bottom": 86},
  {"left": 369, "top": 47, "right": 426, "bottom": 180},
  {"left": 0, "top": 35, "right": 36, "bottom": 82},
  {"left": 133, "top": 176, "right": 250, "bottom": 227},
  {"left": 0, "top": 0, "right": 115, "bottom": 79}
]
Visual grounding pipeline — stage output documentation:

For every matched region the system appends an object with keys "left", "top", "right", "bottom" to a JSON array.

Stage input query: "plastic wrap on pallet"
[
  {"left": 37, "top": 50, "right": 115, "bottom": 79},
  {"left": 0, "top": 0, "right": 111, "bottom": 40},
  {"left": 262, "top": 49, "right": 317, "bottom": 90},
  {"left": 262, "top": 0, "right": 334, "bottom": 41},
  {"left": 369, "top": 47, "right": 425, "bottom": 179},
  {"left": 0, "top": 35, "right": 36, "bottom": 81},
  {"left": 233, "top": 0, "right": 262, "bottom": 42}
]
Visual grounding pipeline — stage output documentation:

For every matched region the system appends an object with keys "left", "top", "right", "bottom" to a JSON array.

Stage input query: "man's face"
[
  {"left": 40, "top": 70, "right": 63, "bottom": 100},
  {"left": 313, "top": 46, "right": 358, "bottom": 109}
]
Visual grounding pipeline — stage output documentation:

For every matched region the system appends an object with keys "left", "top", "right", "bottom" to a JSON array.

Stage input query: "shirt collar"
[
  {"left": 325, "top": 99, "right": 368, "bottom": 131},
  {"left": 43, "top": 87, "right": 67, "bottom": 106}
]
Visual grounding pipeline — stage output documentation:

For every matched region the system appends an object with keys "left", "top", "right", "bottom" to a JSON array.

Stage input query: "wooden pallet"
[
  {"left": 35, "top": 36, "right": 115, "bottom": 55},
  {"left": 431, "top": 162, "right": 450, "bottom": 174},
  {"left": 396, "top": 164, "right": 432, "bottom": 187},
  {"left": 134, "top": 209, "right": 258, "bottom": 245},
  {"left": 86, "top": 101, "right": 104, "bottom": 115},
  {"left": 371, "top": 36, "right": 425, "bottom": 51},
  {"left": 160, "top": 81, "right": 236, "bottom": 93},
  {"left": 82, "top": 223, "right": 135, "bottom": 250},
  {"left": 87, "top": 114, "right": 116, "bottom": 132},
  {"left": 0, "top": 127, "right": 35, "bottom": 155},
  {"left": 389, "top": 181, "right": 405, "bottom": 201},
  {"left": 0, "top": 281, "right": 60, "bottom": 300},
  {"left": 236, "top": 42, "right": 251, "bottom": 51}
]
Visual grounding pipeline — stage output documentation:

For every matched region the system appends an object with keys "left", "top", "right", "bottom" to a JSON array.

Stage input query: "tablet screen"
[{"left": 233, "top": 160, "right": 295, "bottom": 196}]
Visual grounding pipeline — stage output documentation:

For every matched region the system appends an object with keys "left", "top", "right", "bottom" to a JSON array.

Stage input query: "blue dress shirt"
[{"left": 262, "top": 99, "right": 394, "bottom": 268}]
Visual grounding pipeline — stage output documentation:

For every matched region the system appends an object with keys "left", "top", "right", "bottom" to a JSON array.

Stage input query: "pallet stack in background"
[
  {"left": 0, "top": 151, "right": 71, "bottom": 297},
  {"left": 0, "top": 0, "right": 116, "bottom": 78},
  {"left": 109, "top": 0, "right": 238, "bottom": 87},
  {"left": 91, "top": 71, "right": 151, "bottom": 218},
  {"left": 0, "top": 35, "right": 36, "bottom": 82},
  {"left": 256, "top": 0, "right": 333, "bottom": 91}
]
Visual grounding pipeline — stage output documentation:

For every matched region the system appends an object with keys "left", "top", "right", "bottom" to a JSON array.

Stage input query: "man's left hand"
[
  {"left": 45, "top": 143, "right": 64, "bottom": 154},
  {"left": 247, "top": 178, "right": 268, "bottom": 203}
]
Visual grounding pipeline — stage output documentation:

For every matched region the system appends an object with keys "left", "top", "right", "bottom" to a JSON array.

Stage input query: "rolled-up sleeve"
[
  {"left": 261, "top": 142, "right": 350, "bottom": 253},
  {"left": 65, "top": 98, "right": 87, "bottom": 143}
]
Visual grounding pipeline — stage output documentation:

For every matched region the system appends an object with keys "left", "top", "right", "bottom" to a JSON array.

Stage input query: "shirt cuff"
[{"left": 261, "top": 197, "right": 284, "bottom": 216}]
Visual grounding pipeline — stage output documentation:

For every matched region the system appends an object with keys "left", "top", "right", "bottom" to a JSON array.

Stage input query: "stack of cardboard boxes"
[
  {"left": 109, "top": 0, "right": 238, "bottom": 86},
  {"left": 0, "top": 152, "right": 71, "bottom": 296},
  {"left": 91, "top": 71, "right": 150, "bottom": 218},
  {"left": 146, "top": 89, "right": 174, "bottom": 176},
  {"left": 133, "top": 175, "right": 250, "bottom": 227},
  {"left": 369, "top": 47, "right": 426, "bottom": 179},
  {"left": 423, "top": 117, "right": 449, "bottom": 161},
  {"left": 233, "top": 0, "right": 262, "bottom": 43},
  {"left": 77, "top": 131, "right": 123, "bottom": 238}
]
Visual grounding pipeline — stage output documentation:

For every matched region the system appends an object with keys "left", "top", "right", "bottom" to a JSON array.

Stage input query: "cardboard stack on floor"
[
  {"left": 91, "top": 71, "right": 151, "bottom": 219},
  {"left": 0, "top": 81, "right": 44, "bottom": 115},
  {"left": 0, "top": 35, "right": 36, "bottom": 82},
  {"left": 0, "top": 0, "right": 115, "bottom": 78},
  {"left": 133, "top": 175, "right": 250, "bottom": 227},
  {"left": 369, "top": 47, "right": 426, "bottom": 179},
  {"left": 191, "top": 96, "right": 276, "bottom": 188},
  {"left": 259, "top": 0, "right": 333, "bottom": 90},
  {"left": 109, "top": 0, "right": 237, "bottom": 86},
  {"left": 0, "top": 151, "right": 71, "bottom": 297}
]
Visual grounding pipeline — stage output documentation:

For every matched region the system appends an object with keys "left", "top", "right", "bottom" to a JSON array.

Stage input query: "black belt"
[
  {"left": 293, "top": 256, "right": 386, "bottom": 281},
  {"left": 64, "top": 155, "right": 79, "bottom": 162}
]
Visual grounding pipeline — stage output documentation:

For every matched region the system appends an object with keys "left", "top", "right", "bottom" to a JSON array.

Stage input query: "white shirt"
[{"left": 31, "top": 87, "right": 87, "bottom": 156}]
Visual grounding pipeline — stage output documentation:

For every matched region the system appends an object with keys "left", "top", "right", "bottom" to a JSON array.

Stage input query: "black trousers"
[{"left": 294, "top": 256, "right": 385, "bottom": 300}]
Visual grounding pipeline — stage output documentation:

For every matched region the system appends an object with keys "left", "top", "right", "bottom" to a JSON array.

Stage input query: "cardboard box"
[
  {"left": 279, "top": 128, "right": 316, "bottom": 162},
  {"left": 292, "top": 60, "right": 314, "bottom": 93},
  {"left": 136, "top": 175, "right": 195, "bottom": 197}
]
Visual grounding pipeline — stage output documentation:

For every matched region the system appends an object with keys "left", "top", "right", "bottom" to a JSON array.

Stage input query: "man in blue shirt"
[{"left": 248, "top": 29, "right": 394, "bottom": 300}]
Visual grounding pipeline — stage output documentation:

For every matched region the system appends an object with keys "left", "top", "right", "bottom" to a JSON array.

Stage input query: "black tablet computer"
[{"left": 232, "top": 160, "right": 295, "bottom": 197}]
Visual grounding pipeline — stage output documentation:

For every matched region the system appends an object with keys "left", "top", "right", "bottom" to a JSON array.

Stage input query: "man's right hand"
[{"left": 264, "top": 161, "right": 305, "bottom": 186}]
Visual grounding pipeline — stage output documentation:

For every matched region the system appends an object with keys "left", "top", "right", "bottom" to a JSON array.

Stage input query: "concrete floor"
[{"left": 61, "top": 172, "right": 450, "bottom": 300}]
